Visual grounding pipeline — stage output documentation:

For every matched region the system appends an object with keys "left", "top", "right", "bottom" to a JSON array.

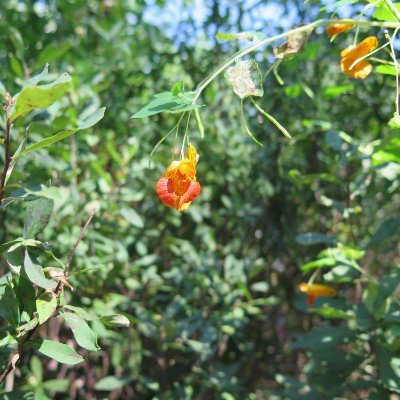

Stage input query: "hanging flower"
[
  {"left": 326, "top": 23, "right": 355, "bottom": 38},
  {"left": 340, "top": 36, "right": 378, "bottom": 79},
  {"left": 297, "top": 282, "right": 337, "bottom": 306},
  {"left": 156, "top": 144, "right": 201, "bottom": 211}
]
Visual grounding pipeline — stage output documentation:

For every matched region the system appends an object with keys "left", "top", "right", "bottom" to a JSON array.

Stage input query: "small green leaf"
[
  {"left": 24, "top": 64, "right": 49, "bottom": 88},
  {"left": 119, "top": 207, "right": 144, "bottom": 228},
  {"left": 24, "top": 250, "right": 57, "bottom": 290},
  {"left": 215, "top": 31, "right": 264, "bottom": 42},
  {"left": 373, "top": 4, "right": 400, "bottom": 22},
  {"left": 99, "top": 314, "right": 130, "bottom": 327},
  {"left": 94, "top": 376, "right": 133, "bottom": 391},
  {"left": 0, "top": 284, "right": 20, "bottom": 329},
  {"left": 170, "top": 80, "right": 184, "bottom": 96},
  {"left": 14, "top": 107, "right": 106, "bottom": 160},
  {"left": 10, "top": 73, "right": 72, "bottom": 121},
  {"left": 296, "top": 232, "right": 336, "bottom": 246},
  {"left": 388, "top": 112, "right": 400, "bottom": 130},
  {"left": 300, "top": 257, "right": 336, "bottom": 272},
  {"left": 24, "top": 198, "right": 54, "bottom": 239},
  {"left": 63, "top": 312, "right": 100, "bottom": 352},
  {"left": 132, "top": 92, "right": 199, "bottom": 119},
  {"left": 27, "top": 339, "right": 84, "bottom": 365},
  {"left": 36, "top": 293, "right": 57, "bottom": 325},
  {"left": 377, "top": 64, "right": 397, "bottom": 76}
]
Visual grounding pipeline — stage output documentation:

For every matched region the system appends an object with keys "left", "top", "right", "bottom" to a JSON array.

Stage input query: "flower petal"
[{"left": 326, "top": 23, "right": 355, "bottom": 37}]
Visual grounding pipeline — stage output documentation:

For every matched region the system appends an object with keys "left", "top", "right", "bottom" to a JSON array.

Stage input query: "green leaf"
[
  {"left": 296, "top": 232, "right": 336, "bottom": 246},
  {"left": 216, "top": 31, "right": 263, "bottom": 42},
  {"left": 24, "top": 250, "right": 57, "bottom": 290},
  {"left": 14, "top": 107, "right": 106, "bottom": 160},
  {"left": 226, "top": 60, "right": 263, "bottom": 99},
  {"left": 368, "top": 217, "right": 400, "bottom": 247},
  {"left": 0, "top": 284, "right": 20, "bottom": 329},
  {"left": 131, "top": 92, "right": 199, "bottom": 119},
  {"left": 119, "top": 207, "right": 144, "bottom": 228},
  {"left": 27, "top": 339, "right": 84, "bottom": 365},
  {"left": 377, "top": 64, "right": 397, "bottom": 76},
  {"left": 23, "top": 198, "right": 54, "bottom": 239},
  {"left": 24, "top": 64, "right": 49, "bottom": 88},
  {"left": 378, "top": 345, "right": 400, "bottom": 392},
  {"left": 373, "top": 3, "right": 400, "bottom": 22},
  {"left": 300, "top": 257, "right": 336, "bottom": 272},
  {"left": 94, "top": 376, "right": 133, "bottom": 391},
  {"left": 310, "top": 307, "right": 353, "bottom": 320},
  {"left": 30, "top": 356, "right": 43, "bottom": 382},
  {"left": 170, "top": 80, "right": 184, "bottom": 96},
  {"left": 36, "top": 293, "right": 57, "bottom": 325},
  {"left": 0, "top": 239, "right": 23, "bottom": 256},
  {"left": 63, "top": 312, "right": 100, "bottom": 352},
  {"left": 42, "top": 379, "right": 69, "bottom": 393},
  {"left": 10, "top": 73, "right": 72, "bottom": 121},
  {"left": 322, "top": 84, "right": 354, "bottom": 98},
  {"left": 99, "top": 314, "right": 130, "bottom": 327},
  {"left": 388, "top": 112, "right": 400, "bottom": 129},
  {"left": 374, "top": 269, "right": 400, "bottom": 311},
  {"left": 16, "top": 276, "right": 36, "bottom": 316}
]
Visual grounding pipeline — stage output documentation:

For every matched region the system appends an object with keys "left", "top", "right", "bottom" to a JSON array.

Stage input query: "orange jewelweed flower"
[
  {"left": 326, "top": 23, "right": 355, "bottom": 38},
  {"left": 156, "top": 144, "right": 201, "bottom": 211},
  {"left": 340, "top": 36, "right": 378, "bottom": 79},
  {"left": 297, "top": 282, "right": 337, "bottom": 306}
]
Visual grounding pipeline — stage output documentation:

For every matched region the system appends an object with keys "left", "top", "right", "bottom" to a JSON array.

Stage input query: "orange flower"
[
  {"left": 326, "top": 23, "right": 355, "bottom": 38},
  {"left": 297, "top": 282, "right": 337, "bottom": 306},
  {"left": 156, "top": 144, "right": 201, "bottom": 211},
  {"left": 340, "top": 36, "right": 378, "bottom": 79}
]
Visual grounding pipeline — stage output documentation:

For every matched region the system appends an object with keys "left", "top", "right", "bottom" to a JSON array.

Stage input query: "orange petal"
[{"left": 326, "top": 23, "right": 355, "bottom": 37}]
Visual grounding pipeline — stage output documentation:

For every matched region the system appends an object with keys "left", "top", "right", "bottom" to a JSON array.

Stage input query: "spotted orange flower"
[
  {"left": 297, "top": 282, "right": 337, "bottom": 306},
  {"left": 326, "top": 23, "right": 355, "bottom": 38},
  {"left": 340, "top": 36, "right": 378, "bottom": 79},
  {"left": 156, "top": 144, "right": 201, "bottom": 211}
]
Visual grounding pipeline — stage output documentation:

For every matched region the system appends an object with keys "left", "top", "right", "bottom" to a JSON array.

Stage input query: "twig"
[{"left": 0, "top": 210, "right": 96, "bottom": 385}]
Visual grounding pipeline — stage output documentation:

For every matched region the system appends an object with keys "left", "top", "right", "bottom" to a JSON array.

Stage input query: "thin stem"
[
  {"left": 349, "top": 42, "right": 390, "bottom": 71},
  {"left": 386, "top": 28, "right": 400, "bottom": 113},
  {"left": 180, "top": 111, "right": 192, "bottom": 159},
  {"left": 383, "top": 0, "right": 400, "bottom": 23},
  {"left": 192, "top": 18, "right": 400, "bottom": 103},
  {"left": 0, "top": 102, "right": 12, "bottom": 204}
]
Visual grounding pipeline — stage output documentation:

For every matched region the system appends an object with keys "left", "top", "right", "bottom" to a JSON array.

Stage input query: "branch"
[
  {"left": 193, "top": 18, "right": 400, "bottom": 102},
  {"left": 0, "top": 210, "right": 96, "bottom": 385}
]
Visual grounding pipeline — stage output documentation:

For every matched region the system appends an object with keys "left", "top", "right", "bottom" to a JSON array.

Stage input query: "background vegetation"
[{"left": 0, "top": 0, "right": 400, "bottom": 399}]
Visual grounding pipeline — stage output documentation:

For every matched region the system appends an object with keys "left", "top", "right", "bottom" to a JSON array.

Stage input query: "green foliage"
[{"left": 0, "top": 0, "right": 400, "bottom": 399}]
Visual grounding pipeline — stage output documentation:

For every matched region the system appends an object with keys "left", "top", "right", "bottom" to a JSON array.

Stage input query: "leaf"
[
  {"left": 215, "top": 31, "right": 263, "bottom": 42},
  {"left": 24, "top": 250, "right": 57, "bottom": 290},
  {"left": 170, "top": 80, "right": 184, "bottom": 96},
  {"left": 274, "top": 29, "right": 311, "bottom": 59},
  {"left": 94, "top": 376, "right": 133, "bottom": 391},
  {"left": 310, "top": 306, "right": 353, "bottom": 320},
  {"left": 378, "top": 345, "right": 400, "bottom": 392},
  {"left": 322, "top": 84, "right": 354, "bottom": 98},
  {"left": 23, "top": 198, "right": 54, "bottom": 239},
  {"left": 42, "top": 379, "right": 70, "bottom": 392},
  {"left": 16, "top": 276, "right": 36, "bottom": 316},
  {"left": 99, "top": 314, "right": 130, "bottom": 327},
  {"left": 296, "top": 232, "right": 336, "bottom": 246},
  {"left": 374, "top": 269, "right": 400, "bottom": 311},
  {"left": 131, "top": 92, "right": 199, "bottom": 119},
  {"left": 225, "top": 60, "right": 263, "bottom": 99},
  {"left": 63, "top": 312, "right": 100, "bottom": 352},
  {"left": 10, "top": 73, "right": 72, "bottom": 121},
  {"left": 388, "top": 112, "right": 400, "bottom": 130},
  {"left": 36, "top": 293, "right": 57, "bottom": 325},
  {"left": 0, "top": 239, "right": 23, "bottom": 256},
  {"left": 119, "top": 207, "right": 144, "bottom": 228},
  {"left": 368, "top": 217, "right": 400, "bottom": 247},
  {"left": 14, "top": 107, "right": 106, "bottom": 160},
  {"left": 373, "top": 3, "right": 400, "bottom": 22},
  {"left": 27, "top": 339, "right": 84, "bottom": 365},
  {"left": 24, "top": 64, "right": 49, "bottom": 88},
  {"left": 300, "top": 257, "right": 336, "bottom": 272},
  {"left": 377, "top": 64, "right": 397, "bottom": 76},
  {"left": 0, "top": 284, "right": 20, "bottom": 329}
]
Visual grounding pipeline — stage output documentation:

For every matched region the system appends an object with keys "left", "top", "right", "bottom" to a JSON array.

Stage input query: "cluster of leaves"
[{"left": 0, "top": 0, "right": 399, "bottom": 399}]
